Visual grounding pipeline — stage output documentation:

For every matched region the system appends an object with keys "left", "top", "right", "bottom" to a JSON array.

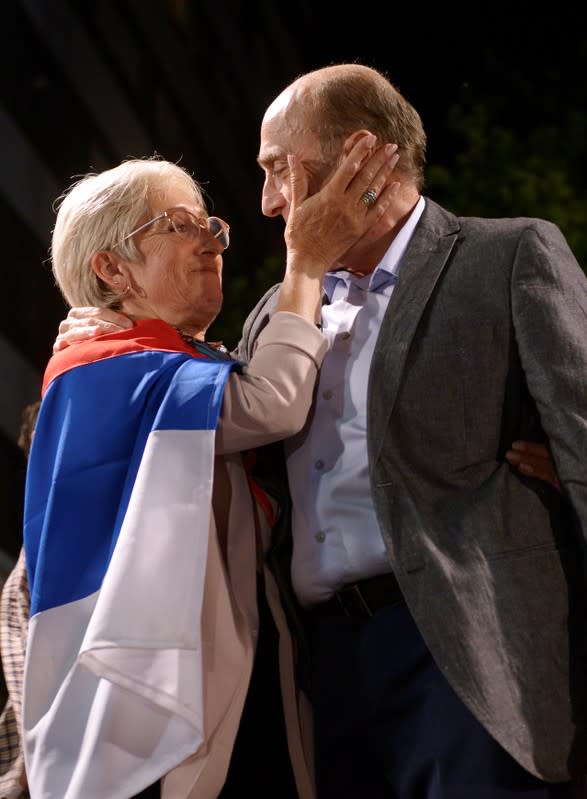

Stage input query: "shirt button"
[
  {"left": 315, "top": 459, "right": 324, "bottom": 470},
  {"left": 315, "top": 531, "right": 326, "bottom": 543},
  {"left": 322, "top": 389, "right": 333, "bottom": 400},
  {"left": 340, "top": 331, "right": 351, "bottom": 340}
]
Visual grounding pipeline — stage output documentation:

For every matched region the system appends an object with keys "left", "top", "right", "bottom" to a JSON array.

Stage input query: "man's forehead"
[{"left": 258, "top": 116, "right": 321, "bottom": 166}]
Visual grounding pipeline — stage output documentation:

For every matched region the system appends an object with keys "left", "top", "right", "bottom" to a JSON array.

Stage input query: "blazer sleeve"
[
  {"left": 511, "top": 219, "right": 587, "bottom": 538},
  {"left": 233, "top": 283, "right": 281, "bottom": 363},
  {"left": 215, "top": 311, "right": 327, "bottom": 454}
]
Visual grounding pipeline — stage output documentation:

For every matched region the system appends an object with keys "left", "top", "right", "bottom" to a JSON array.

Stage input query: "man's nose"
[{"left": 261, "top": 182, "right": 286, "bottom": 219}]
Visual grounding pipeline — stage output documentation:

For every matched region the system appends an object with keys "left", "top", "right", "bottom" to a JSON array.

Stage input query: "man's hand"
[
  {"left": 53, "top": 307, "right": 133, "bottom": 353},
  {"left": 505, "top": 441, "right": 561, "bottom": 492}
]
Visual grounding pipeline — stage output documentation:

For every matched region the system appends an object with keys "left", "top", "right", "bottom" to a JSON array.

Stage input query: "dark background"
[{"left": 1, "top": 1, "right": 586, "bottom": 573}]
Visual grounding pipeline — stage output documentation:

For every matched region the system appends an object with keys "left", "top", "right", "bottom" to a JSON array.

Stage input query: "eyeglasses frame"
[{"left": 112, "top": 207, "right": 230, "bottom": 251}]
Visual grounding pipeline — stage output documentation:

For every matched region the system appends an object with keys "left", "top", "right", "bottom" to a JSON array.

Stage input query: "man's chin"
[{"left": 332, "top": 240, "right": 367, "bottom": 271}]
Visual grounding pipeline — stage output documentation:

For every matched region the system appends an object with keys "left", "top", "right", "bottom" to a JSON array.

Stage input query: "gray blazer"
[{"left": 238, "top": 198, "right": 587, "bottom": 782}]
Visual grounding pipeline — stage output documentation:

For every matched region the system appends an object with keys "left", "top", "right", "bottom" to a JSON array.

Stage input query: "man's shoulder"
[
  {"left": 421, "top": 199, "right": 569, "bottom": 259},
  {"left": 423, "top": 198, "right": 558, "bottom": 237},
  {"left": 253, "top": 282, "right": 282, "bottom": 311},
  {"left": 234, "top": 283, "right": 282, "bottom": 362}
]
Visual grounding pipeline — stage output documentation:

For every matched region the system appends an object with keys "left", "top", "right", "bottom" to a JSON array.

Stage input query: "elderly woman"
[{"left": 20, "top": 145, "right": 399, "bottom": 799}]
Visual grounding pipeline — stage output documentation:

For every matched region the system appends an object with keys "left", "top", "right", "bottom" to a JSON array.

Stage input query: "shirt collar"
[{"left": 324, "top": 196, "right": 426, "bottom": 300}]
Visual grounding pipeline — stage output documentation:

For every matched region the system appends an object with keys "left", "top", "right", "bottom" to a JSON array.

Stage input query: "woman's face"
[{"left": 123, "top": 183, "right": 226, "bottom": 337}]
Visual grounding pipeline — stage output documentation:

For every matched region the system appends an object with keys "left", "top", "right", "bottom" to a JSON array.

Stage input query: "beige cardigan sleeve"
[{"left": 215, "top": 311, "right": 327, "bottom": 454}]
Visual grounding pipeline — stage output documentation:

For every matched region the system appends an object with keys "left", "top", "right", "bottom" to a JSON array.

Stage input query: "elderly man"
[{"left": 240, "top": 63, "right": 587, "bottom": 799}]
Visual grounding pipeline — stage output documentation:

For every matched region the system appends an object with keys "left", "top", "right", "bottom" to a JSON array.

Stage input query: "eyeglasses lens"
[
  {"left": 169, "top": 211, "right": 229, "bottom": 250},
  {"left": 208, "top": 217, "right": 230, "bottom": 250}
]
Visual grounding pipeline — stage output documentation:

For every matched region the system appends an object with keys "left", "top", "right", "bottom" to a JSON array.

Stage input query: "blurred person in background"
[{"left": 0, "top": 400, "right": 38, "bottom": 799}]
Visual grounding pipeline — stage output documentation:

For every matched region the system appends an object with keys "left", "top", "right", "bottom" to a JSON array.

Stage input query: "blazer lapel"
[{"left": 369, "top": 200, "right": 460, "bottom": 464}]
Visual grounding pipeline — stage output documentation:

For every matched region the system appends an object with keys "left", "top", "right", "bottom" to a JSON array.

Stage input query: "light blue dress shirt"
[{"left": 287, "top": 197, "right": 426, "bottom": 606}]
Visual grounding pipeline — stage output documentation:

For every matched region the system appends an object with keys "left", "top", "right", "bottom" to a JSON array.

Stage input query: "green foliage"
[{"left": 427, "top": 103, "right": 587, "bottom": 271}]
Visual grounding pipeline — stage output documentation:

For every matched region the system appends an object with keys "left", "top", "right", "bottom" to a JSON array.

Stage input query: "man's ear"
[
  {"left": 91, "top": 251, "right": 126, "bottom": 291},
  {"left": 342, "top": 129, "right": 375, "bottom": 156}
]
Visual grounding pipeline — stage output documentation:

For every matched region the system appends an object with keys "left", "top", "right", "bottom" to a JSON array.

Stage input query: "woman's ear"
[{"left": 91, "top": 251, "right": 125, "bottom": 291}]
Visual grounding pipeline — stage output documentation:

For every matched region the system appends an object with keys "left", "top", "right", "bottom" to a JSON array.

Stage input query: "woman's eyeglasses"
[{"left": 113, "top": 207, "right": 230, "bottom": 251}]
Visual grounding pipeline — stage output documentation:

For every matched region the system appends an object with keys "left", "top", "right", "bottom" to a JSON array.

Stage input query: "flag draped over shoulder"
[{"left": 22, "top": 319, "right": 239, "bottom": 799}]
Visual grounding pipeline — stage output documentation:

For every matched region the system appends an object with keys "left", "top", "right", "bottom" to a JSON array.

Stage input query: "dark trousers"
[
  {"left": 219, "top": 575, "right": 298, "bottom": 798},
  {"left": 309, "top": 599, "right": 572, "bottom": 799}
]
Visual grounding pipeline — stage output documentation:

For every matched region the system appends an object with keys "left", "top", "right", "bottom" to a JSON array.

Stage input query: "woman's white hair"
[{"left": 50, "top": 156, "right": 206, "bottom": 308}]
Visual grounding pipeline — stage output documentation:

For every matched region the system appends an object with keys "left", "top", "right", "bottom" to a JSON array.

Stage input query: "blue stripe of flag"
[{"left": 24, "top": 350, "right": 236, "bottom": 616}]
